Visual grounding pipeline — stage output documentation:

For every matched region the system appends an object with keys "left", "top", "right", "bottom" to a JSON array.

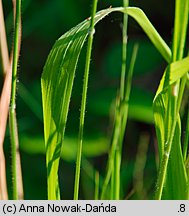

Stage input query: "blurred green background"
[{"left": 1, "top": 0, "right": 177, "bottom": 199}]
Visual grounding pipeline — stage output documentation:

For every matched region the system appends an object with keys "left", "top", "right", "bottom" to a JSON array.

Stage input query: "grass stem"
[
  {"left": 9, "top": 0, "right": 22, "bottom": 200},
  {"left": 113, "top": 0, "right": 129, "bottom": 200},
  {"left": 114, "top": 43, "right": 138, "bottom": 199},
  {"left": 120, "top": 0, "right": 129, "bottom": 101},
  {"left": 0, "top": 0, "right": 10, "bottom": 200},
  {"left": 73, "top": 0, "right": 98, "bottom": 200},
  {"left": 155, "top": 0, "right": 189, "bottom": 199}
]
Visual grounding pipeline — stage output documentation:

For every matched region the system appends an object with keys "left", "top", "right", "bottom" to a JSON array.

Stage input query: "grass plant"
[
  {"left": 154, "top": 0, "right": 189, "bottom": 199},
  {"left": 41, "top": 4, "right": 174, "bottom": 199},
  {"left": 0, "top": 0, "right": 188, "bottom": 200}
]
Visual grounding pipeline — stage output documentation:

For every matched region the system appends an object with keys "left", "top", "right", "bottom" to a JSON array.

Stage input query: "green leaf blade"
[
  {"left": 125, "top": 7, "right": 172, "bottom": 63},
  {"left": 153, "top": 57, "right": 189, "bottom": 199},
  {"left": 41, "top": 6, "right": 172, "bottom": 200},
  {"left": 41, "top": 22, "right": 89, "bottom": 200}
]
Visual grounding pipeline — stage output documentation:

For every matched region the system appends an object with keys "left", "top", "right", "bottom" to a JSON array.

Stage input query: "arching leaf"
[{"left": 41, "top": 6, "right": 171, "bottom": 199}]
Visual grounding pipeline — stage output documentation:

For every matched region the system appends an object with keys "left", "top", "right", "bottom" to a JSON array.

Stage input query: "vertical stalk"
[
  {"left": 100, "top": 43, "right": 138, "bottom": 199},
  {"left": 9, "top": 0, "right": 21, "bottom": 200},
  {"left": 114, "top": 0, "right": 129, "bottom": 200},
  {"left": 100, "top": 102, "right": 120, "bottom": 199},
  {"left": 155, "top": 106, "right": 177, "bottom": 200},
  {"left": 119, "top": 0, "right": 129, "bottom": 101},
  {"left": 155, "top": 70, "right": 187, "bottom": 199},
  {"left": 155, "top": 0, "right": 188, "bottom": 199},
  {"left": 121, "top": 44, "right": 138, "bottom": 141},
  {"left": 100, "top": 2, "right": 138, "bottom": 199},
  {"left": 114, "top": 43, "right": 138, "bottom": 199},
  {"left": 74, "top": 0, "right": 98, "bottom": 200},
  {"left": 110, "top": 105, "right": 121, "bottom": 199}
]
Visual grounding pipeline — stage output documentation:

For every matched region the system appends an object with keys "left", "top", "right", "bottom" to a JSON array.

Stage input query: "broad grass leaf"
[
  {"left": 124, "top": 7, "right": 171, "bottom": 63},
  {"left": 153, "top": 56, "right": 189, "bottom": 199},
  {"left": 41, "top": 8, "right": 115, "bottom": 200},
  {"left": 154, "top": 56, "right": 189, "bottom": 98},
  {"left": 41, "top": 6, "right": 171, "bottom": 199}
]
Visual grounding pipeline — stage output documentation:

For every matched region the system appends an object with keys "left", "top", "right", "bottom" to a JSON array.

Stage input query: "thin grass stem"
[
  {"left": 121, "top": 44, "right": 139, "bottom": 141},
  {"left": 0, "top": 0, "right": 10, "bottom": 200},
  {"left": 9, "top": 0, "right": 21, "bottom": 200},
  {"left": 101, "top": 43, "right": 138, "bottom": 200},
  {"left": 114, "top": 43, "right": 138, "bottom": 199},
  {"left": 73, "top": 0, "right": 98, "bottom": 200},
  {"left": 155, "top": 105, "right": 177, "bottom": 200},
  {"left": 100, "top": 98, "right": 121, "bottom": 199},
  {"left": 155, "top": 70, "right": 188, "bottom": 199},
  {"left": 82, "top": 157, "right": 104, "bottom": 193},
  {"left": 113, "top": 0, "right": 129, "bottom": 200},
  {"left": 120, "top": 0, "right": 129, "bottom": 101}
]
